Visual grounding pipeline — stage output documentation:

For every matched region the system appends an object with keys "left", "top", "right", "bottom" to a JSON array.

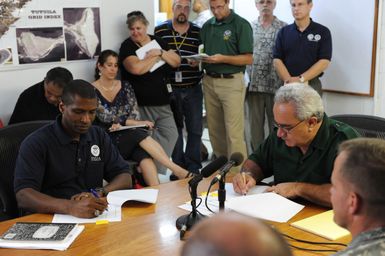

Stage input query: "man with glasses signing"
[
  {"left": 233, "top": 83, "right": 359, "bottom": 207},
  {"left": 200, "top": 0, "right": 253, "bottom": 170}
]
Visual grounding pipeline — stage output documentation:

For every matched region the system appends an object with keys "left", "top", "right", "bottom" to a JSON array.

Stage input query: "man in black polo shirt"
[
  {"left": 155, "top": 0, "right": 203, "bottom": 176},
  {"left": 14, "top": 80, "right": 132, "bottom": 218},
  {"left": 9, "top": 67, "right": 73, "bottom": 124},
  {"left": 273, "top": 0, "right": 332, "bottom": 95}
]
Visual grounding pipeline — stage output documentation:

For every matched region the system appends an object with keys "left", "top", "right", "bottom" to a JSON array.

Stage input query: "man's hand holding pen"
[{"left": 69, "top": 190, "right": 108, "bottom": 218}]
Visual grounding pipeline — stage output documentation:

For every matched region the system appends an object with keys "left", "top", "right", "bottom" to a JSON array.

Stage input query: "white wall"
[
  {"left": 0, "top": 0, "right": 156, "bottom": 124},
  {"left": 234, "top": 0, "right": 385, "bottom": 118}
]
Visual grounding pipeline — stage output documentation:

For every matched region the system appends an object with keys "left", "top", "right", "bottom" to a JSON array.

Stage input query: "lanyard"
[{"left": 172, "top": 30, "right": 188, "bottom": 54}]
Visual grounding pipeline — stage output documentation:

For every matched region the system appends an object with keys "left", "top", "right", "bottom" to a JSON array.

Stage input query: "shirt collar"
[
  {"left": 53, "top": 115, "right": 92, "bottom": 145},
  {"left": 307, "top": 113, "right": 330, "bottom": 150},
  {"left": 348, "top": 226, "right": 385, "bottom": 249},
  {"left": 211, "top": 9, "right": 235, "bottom": 25},
  {"left": 294, "top": 18, "right": 314, "bottom": 33}
]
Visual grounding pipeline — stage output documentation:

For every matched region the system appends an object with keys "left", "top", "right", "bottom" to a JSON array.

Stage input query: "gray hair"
[
  {"left": 126, "top": 11, "right": 149, "bottom": 28},
  {"left": 274, "top": 83, "right": 324, "bottom": 121},
  {"left": 338, "top": 138, "right": 385, "bottom": 219}
]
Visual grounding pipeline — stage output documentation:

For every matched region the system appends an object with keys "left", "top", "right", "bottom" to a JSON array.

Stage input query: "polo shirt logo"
[
  {"left": 223, "top": 30, "right": 232, "bottom": 41},
  {"left": 307, "top": 33, "right": 321, "bottom": 42},
  {"left": 90, "top": 144, "right": 101, "bottom": 161}
]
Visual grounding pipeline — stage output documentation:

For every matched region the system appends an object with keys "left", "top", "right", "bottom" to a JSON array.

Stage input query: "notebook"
[{"left": 290, "top": 210, "right": 350, "bottom": 240}]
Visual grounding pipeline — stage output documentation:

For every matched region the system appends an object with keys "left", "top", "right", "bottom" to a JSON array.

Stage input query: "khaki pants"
[{"left": 203, "top": 73, "right": 247, "bottom": 171}]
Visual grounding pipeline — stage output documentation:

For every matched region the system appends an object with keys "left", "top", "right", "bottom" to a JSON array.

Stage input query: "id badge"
[
  {"left": 175, "top": 71, "right": 182, "bottom": 83},
  {"left": 167, "top": 83, "right": 173, "bottom": 93}
]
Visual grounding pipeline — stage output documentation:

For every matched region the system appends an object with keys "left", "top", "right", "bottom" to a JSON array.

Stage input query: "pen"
[
  {"left": 90, "top": 188, "right": 100, "bottom": 198},
  {"left": 90, "top": 188, "right": 109, "bottom": 212},
  {"left": 242, "top": 172, "right": 247, "bottom": 196}
]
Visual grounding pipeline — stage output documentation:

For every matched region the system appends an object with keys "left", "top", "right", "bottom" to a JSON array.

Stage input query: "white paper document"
[
  {"left": 135, "top": 39, "right": 165, "bottom": 72},
  {"left": 178, "top": 183, "right": 269, "bottom": 216},
  {"left": 0, "top": 225, "right": 84, "bottom": 251},
  {"left": 109, "top": 124, "right": 148, "bottom": 133},
  {"left": 52, "top": 189, "right": 158, "bottom": 224},
  {"left": 226, "top": 192, "right": 304, "bottom": 223},
  {"left": 182, "top": 53, "right": 209, "bottom": 61}
]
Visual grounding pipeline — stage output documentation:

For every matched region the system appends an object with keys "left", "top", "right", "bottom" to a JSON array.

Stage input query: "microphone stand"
[
  {"left": 218, "top": 174, "right": 227, "bottom": 211},
  {"left": 176, "top": 178, "right": 206, "bottom": 238}
]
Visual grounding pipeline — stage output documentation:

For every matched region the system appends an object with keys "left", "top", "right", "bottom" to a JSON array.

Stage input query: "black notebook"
[{"left": 0, "top": 222, "right": 77, "bottom": 242}]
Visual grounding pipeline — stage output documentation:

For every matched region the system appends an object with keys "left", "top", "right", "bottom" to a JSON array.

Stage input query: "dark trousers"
[{"left": 170, "top": 85, "right": 203, "bottom": 173}]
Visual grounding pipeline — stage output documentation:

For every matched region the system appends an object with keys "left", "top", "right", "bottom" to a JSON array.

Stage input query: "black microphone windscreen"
[
  {"left": 229, "top": 152, "right": 244, "bottom": 166},
  {"left": 200, "top": 155, "right": 228, "bottom": 178}
]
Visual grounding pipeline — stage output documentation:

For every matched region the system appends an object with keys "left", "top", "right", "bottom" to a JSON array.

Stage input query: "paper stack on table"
[
  {"left": 52, "top": 189, "right": 158, "bottom": 224},
  {"left": 291, "top": 210, "right": 350, "bottom": 240}
]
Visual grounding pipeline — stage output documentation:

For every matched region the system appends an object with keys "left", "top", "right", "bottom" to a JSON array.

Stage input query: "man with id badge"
[{"left": 155, "top": 0, "right": 204, "bottom": 178}]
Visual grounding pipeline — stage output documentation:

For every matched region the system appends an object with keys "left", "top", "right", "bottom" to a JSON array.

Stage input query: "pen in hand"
[
  {"left": 242, "top": 172, "right": 247, "bottom": 196},
  {"left": 90, "top": 188, "right": 108, "bottom": 211}
]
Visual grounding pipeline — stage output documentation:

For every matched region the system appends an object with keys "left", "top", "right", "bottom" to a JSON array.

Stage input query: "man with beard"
[
  {"left": 155, "top": 0, "right": 203, "bottom": 178},
  {"left": 14, "top": 80, "right": 132, "bottom": 218}
]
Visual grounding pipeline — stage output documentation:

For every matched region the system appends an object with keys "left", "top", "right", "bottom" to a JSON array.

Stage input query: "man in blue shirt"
[
  {"left": 273, "top": 0, "right": 332, "bottom": 95},
  {"left": 14, "top": 80, "right": 132, "bottom": 218}
]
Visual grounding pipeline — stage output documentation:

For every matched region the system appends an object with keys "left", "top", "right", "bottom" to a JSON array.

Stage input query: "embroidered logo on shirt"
[
  {"left": 91, "top": 145, "right": 101, "bottom": 161},
  {"left": 223, "top": 30, "right": 232, "bottom": 41},
  {"left": 307, "top": 33, "right": 321, "bottom": 42}
]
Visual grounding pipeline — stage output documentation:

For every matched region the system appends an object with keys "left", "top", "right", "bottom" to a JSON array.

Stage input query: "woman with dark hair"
[
  {"left": 92, "top": 50, "right": 189, "bottom": 186},
  {"left": 119, "top": 11, "right": 181, "bottom": 176}
]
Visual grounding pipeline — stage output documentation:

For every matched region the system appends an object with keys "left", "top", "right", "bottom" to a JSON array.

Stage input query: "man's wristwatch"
[
  {"left": 299, "top": 75, "right": 305, "bottom": 83},
  {"left": 95, "top": 187, "right": 108, "bottom": 197}
]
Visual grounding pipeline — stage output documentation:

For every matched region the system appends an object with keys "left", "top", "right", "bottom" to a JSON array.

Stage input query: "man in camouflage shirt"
[{"left": 331, "top": 138, "right": 385, "bottom": 256}]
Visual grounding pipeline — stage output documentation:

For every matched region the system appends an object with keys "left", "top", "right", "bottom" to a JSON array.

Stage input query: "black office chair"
[
  {"left": 0, "top": 120, "right": 51, "bottom": 221},
  {"left": 330, "top": 114, "right": 385, "bottom": 139}
]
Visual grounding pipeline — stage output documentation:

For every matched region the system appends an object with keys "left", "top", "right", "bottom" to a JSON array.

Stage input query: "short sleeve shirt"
[
  {"left": 249, "top": 17, "right": 287, "bottom": 94},
  {"left": 273, "top": 20, "right": 332, "bottom": 77},
  {"left": 248, "top": 115, "right": 359, "bottom": 184},
  {"left": 119, "top": 35, "right": 172, "bottom": 106},
  {"left": 200, "top": 10, "right": 253, "bottom": 74},
  {"left": 154, "top": 21, "right": 203, "bottom": 88},
  {"left": 14, "top": 116, "right": 130, "bottom": 199}
]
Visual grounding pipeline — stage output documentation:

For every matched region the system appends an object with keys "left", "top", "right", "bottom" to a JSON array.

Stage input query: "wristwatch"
[
  {"left": 299, "top": 75, "right": 305, "bottom": 83},
  {"left": 95, "top": 187, "right": 108, "bottom": 197}
]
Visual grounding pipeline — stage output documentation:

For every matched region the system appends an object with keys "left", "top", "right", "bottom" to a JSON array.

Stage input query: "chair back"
[
  {"left": 0, "top": 120, "right": 51, "bottom": 220},
  {"left": 330, "top": 114, "right": 385, "bottom": 139}
]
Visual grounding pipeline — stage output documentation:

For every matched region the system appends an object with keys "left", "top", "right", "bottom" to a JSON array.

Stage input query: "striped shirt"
[{"left": 155, "top": 20, "right": 203, "bottom": 88}]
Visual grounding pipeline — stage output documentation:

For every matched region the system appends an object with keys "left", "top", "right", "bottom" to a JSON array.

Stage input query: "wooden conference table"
[{"left": 0, "top": 177, "right": 351, "bottom": 256}]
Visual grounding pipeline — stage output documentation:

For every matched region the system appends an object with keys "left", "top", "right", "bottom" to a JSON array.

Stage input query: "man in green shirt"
[
  {"left": 200, "top": 0, "right": 253, "bottom": 167},
  {"left": 233, "top": 83, "right": 359, "bottom": 207}
]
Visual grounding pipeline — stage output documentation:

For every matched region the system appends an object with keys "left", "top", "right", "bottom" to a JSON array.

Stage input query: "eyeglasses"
[
  {"left": 210, "top": 4, "right": 226, "bottom": 12},
  {"left": 127, "top": 11, "right": 144, "bottom": 18},
  {"left": 256, "top": 0, "right": 274, "bottom": 5},
  {"left": 174, "top": 4, "right": 191, "bottom": 12},
  {"left": 274, "top": 120, "right": 304, "bottom": 133}
]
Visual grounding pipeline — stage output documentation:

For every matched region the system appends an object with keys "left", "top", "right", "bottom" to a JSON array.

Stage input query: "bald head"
[{"left": 181, "top": 213, "right": 292, "bottom": 256}]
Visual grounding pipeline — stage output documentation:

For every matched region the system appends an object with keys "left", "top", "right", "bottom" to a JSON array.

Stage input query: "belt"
[{"left": 206, "top": 72, "right": 235, "bottom": 79}]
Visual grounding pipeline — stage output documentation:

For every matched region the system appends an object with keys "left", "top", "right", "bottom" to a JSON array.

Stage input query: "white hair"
[{"left": 274, "top": 83, "right": 324, "bottom": 121}]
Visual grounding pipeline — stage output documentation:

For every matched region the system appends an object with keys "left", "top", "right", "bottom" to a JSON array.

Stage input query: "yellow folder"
[{"left": 290, "top": 210, "right": 350, "bottom": 240}]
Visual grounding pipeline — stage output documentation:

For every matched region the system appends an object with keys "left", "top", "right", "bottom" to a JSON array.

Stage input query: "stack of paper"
[
  {"left": 290, "top": 210, "right": 350, "bottom": 240},
  {"left": 52, "top": 189, "right": 159, "bottom": 224},
  {"left": 0, "top": 222, "right": 84, "bottom": 251},
  {"left": 226, "top": 192, "right": 304, "bottom": 223},
  {"left": 135, "top": 40, "right": 165, "bottom": 72}
]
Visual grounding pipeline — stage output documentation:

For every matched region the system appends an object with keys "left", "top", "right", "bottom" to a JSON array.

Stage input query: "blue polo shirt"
[
  {"left": 14, "top": 116, "right": 131, "bottom": 199},
  {"left": 273, "top": 19, "right": 332, "bottom": 77}
]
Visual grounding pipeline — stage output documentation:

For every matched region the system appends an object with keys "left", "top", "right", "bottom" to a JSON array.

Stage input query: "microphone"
[
  {"left": 176, "top": 156, "right": 227, "bottom": 238},
  {"left": 211, "top": 152, "right": 244, "bottom": 185},
  {"left": 189, "top": 155, "right": 228, "bottom": 185}
]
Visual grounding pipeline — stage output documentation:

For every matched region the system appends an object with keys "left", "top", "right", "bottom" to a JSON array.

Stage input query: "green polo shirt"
[
  {"left": 201, "top": 10, "right": 253, "bottom": 74},
  {"left": 249, "top": 114, "right": 359, "bottom": 185}
]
